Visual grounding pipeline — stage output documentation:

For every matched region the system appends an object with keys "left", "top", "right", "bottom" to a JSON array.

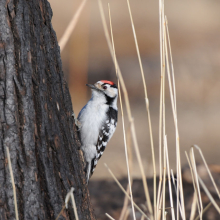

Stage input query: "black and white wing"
[{"left": 90, "top": 107, "right": 118, "bottom": 177}]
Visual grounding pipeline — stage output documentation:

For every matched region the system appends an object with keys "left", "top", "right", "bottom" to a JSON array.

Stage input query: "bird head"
[
  {"left": 86, "top": 80, "right": 118, "bottom": 98},
  {"left": 86, "top": 80, "right": 118, "bottom": 107}
]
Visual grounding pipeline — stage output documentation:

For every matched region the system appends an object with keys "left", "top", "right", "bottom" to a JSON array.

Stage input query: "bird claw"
[{"left": 72, "top": 112, "right": 81, "bottom": 130}]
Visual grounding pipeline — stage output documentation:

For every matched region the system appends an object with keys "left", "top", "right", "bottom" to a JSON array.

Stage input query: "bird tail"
[{"left": 84, "top": 162, "right": 91, "bottom": 184}]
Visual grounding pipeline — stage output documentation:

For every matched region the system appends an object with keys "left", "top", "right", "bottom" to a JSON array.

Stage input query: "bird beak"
[{"left": 86, "top": 84, "right": 100, "bottom": 91}]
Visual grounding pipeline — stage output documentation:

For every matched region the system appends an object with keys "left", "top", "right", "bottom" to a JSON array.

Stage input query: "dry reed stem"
[
  {"left": 170, "top": 170, "right": 184, "bottom": 218},
  {"left": 141, "top": 215, "right": 145, "bottom": 220},
  {"left": 164, "top": 211, "right": 167, "bottom": 220},
  {"left": 164, "top": 136, "right": 175, "bottom": 220},
  {"left": 119, "top": 127, "right": 133, "bottom": 220},
  {"left": 98, "top": 1, "right": 152, "bottom": 219},
  {"left": 190, "top": 148, "right": 203, "bottom": 218},
  {"left": 193, "top": 145, "right": 220, "bottom": 198},
  {"left": 194, "top": 202, "right": 212, "bottom": 220},
  {"left": 156, "top": 0, "right": 165, "bottom": 218},
  {"left": 64, "top": 187, "right": 79, "bottom": 220},
  {"left": 106, "top": 213, "right": 116, "bottom": 220},
  {"left": 161, "top": 24, "right": 166, "bottom": 220},
  {"left": 165, "top": 17, "right": 176, "bottom": 112},
  {"left": 157, "top": 1, "right": 166, "bottom": 219},
  {"left": 70, "top": 191, "right": 79, "bottom": 220},
  {"left": 126, "top": 0, "right": 156, "bottom": 217},
  {"left": 156, "top": 180, "right": 162, "bottom": 220},
  {"left": 163, "top": 16, "right": 186, "bottom": 219},
  {"left": 198, "top": 176, "right": 220, "bottom": 214},
  {"left": 104, "top": 164, "right": 150, "bottom": 220},
  {"left": 158, "top": 0, "right": 163, "bottom": 181},
  {"left": 189, "top": 193, "right": 197, "bottom": 220},
  {"left": 161, "top": 149, "right": 166, "bottom": 220},
  {"left": 6, "top": 147, "right": 19, "bottom": 220},
  {"left": 119, "top": 185, "right": 131, "bottom": 220},
  {"left": 186, "top": 145, "right": 219, "bottom": 220},
  {"left": 188, "top": 145, "right": 220, "bottom": 217},
  {"left": 108, "top": 3, "right": 136, "bottom": 220},
  {"left": 185, "top": 152, "right": 202, "bottom": 219},
  {"left": 157, "top": 190, "right": 163, "bottom": 220},
  {"left": 164, "top": 17, "right": 184, "bottom": 220},
  {"left": 124, "top": 209, "right": 130, "bottom": 220},
  {"left": 55, "top": 205, "right": 66, "bottom": 220},
  {"left": 59, "top": 0, "right": 88, "bottom": 52}
]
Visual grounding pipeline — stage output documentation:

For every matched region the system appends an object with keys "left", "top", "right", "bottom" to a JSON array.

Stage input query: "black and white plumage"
[{"left": 77, "top": 80, "right": 118, "bottom": 184}]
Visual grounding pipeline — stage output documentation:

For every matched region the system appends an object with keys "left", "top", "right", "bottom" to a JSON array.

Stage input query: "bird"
[{"left": 77, "top": 80, "right": 118, "bottom": 184}]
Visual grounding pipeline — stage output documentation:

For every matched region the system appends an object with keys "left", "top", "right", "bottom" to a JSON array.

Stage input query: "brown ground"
[{"left": 89, "top": 164, "right": 220, "bottom": 220}]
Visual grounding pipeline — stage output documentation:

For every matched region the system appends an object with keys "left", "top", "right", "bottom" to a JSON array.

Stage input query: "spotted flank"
[{"left": 90, "top": 107, "right": 117, "bottom": 176}]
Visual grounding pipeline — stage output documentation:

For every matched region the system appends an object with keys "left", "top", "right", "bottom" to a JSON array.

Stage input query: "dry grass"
[
  {"left": 108, "top": 4, "right": 136, "bottom": 220},
  {"left": 56, "top": 187, "right": 79, "bottom": 220},
  {"left": 106, "top": 213, "right": 116, "bottom": 220},
  {"left": 6, "top": 147, "right": 19, "bottom": 220},
  {"left": 104, "top": 163, "right": 150, "bottom": 220},
  {"left": 98, "top": 0, "right": 154, "bottom": 219},
  {"left": 126, "top": 0, "right": 156, "bottom": 217},
  {"left": 7, "top": 0, "right": 220, "bottom": 219},
  {"left": 59, "top": 0, "right": 88, "bottom": 52},
  {"left": 97, "top": 0, "right": 219, "bottom": 219}
]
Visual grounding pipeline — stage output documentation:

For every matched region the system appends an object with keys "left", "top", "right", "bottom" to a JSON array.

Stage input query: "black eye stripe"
[{"left": 103, "top": 83, "right": 117, "bottom": 88}]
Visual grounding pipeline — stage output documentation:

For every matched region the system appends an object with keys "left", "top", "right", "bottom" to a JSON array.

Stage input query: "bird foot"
[{"left": 72, "top": 112, "right": 81, "bottom": 130}]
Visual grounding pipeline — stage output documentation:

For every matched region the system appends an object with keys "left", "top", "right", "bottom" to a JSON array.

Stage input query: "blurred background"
[{"left": 49, "top": 0, "right": 220, "bottom": 180}]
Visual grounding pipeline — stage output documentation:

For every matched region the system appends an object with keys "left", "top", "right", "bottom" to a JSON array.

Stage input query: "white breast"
[{"left": 79, "top": 98, "right": 108, "bottom": 148}]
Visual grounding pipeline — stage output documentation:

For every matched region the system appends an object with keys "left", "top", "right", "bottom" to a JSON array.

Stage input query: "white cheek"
[{"left": 106, "top": 88, "right": 116, "bottom": 98}]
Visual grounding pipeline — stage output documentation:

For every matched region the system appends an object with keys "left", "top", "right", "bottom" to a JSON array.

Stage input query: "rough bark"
[{"left": 0, "top": 0, "right": 95, "bottom": 219}]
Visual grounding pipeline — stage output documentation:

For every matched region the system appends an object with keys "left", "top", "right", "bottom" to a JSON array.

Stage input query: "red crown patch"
[{"left": 100, "top": 80, "right": 114, "bottom": 85}]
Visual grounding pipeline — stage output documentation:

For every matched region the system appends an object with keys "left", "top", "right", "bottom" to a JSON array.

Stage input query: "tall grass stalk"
[
  {"left": 186, "top": 145, "right": 220, "bottom": 217},
  {"left": 119, "top": 185, "right": 131, "bottom": 220},
  {"left": 170, "top": 170, "right": 184, "bottom": 218},
  {"left": 163, "top": 14, "right": 186, "bottom": 219},
  {"left": 188, "top": 149, "right": 220, "bottom": 214},
  {"left": 161, "top": 17, "right": 166, "bottom": 220},
  {"left": 156, "top": 0, "right": 165, "bottom": 218},
  {"left": 64, "top": 187, "right": 79, "bottom": 220},
  {"left": 185, "top": 152, "right": 203, "bottom": 219},
  {"left": 193, "top": 145, "right": 220, "bottom": 198},
  {"left": 6, "top": 147, "right": 19, "bottom": 220},
  {"left": 165, "top": 18, "right": 176, "bottom": 112},
  {"left": 108, "top": 4, "right": 136, "bottom": 220},
  {"left": 55, "top": 206, "right": 65, "bottom": 220},
  {"left": 198, "top": 177, "right": 220, "bottom": 213},
  {"left": 190, "top": 148, "right": 203, "bottom": 217},
  {"left": 189, "top": 193, "right": 197, "bottom": 220},
  {"left": 164, "top": 136, "right": 175, "bottom": 220},
  {"left": 126, "top": 0, "right": 156, "bottom": 217},
  {"left": 104, "top": 164, "right": 150, "bottom": 220},
  {"left": 106, "top": 213, "right": 116, "bottom": 220},
  {"left": 97, "top": 1, "right": 219, "bottom": 220},
  {"left": 119, "top": 127, "right": 133, "bottom": 220},
  {"left": 98, "top": 1, "right": 152, "bottom": 219},
  {"left": 194, "top": 202, "right": 212, "bottom": 220},
  {"left": 59, "top": 0, "right": 88, "bottom": 52}
]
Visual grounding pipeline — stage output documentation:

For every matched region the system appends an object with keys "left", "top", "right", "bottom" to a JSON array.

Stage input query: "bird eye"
[{"left": 103, "top": 86, "right": 107, "bottom": 89}]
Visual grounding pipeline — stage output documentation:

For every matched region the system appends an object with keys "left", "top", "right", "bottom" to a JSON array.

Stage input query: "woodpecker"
[{"left": 77, "top": 80, "right": 118, "bottom": 184}]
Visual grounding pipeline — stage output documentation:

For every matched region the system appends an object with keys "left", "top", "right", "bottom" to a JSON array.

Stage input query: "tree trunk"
[{"left": 0, "top": 0, "right": 95, "bottom": 219}]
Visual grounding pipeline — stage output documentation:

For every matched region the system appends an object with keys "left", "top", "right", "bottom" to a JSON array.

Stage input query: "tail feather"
[
  {"left": 85, "top": 162, "right": 90, "bottom": 184},
  {"left": 84, "top": 158, "right": 96, "bottom": 184}
]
